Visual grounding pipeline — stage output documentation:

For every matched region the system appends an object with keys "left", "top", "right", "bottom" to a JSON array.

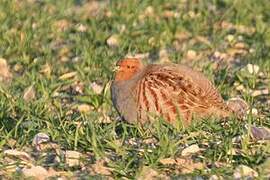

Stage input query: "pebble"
[
  {"left": 226, "top": 34, "right": 235, "bottom": 43},
  {"left": 181, "top": 144, "right": 201, "bottom": 156},
  {"left": 77, "top": 104, "right": 92, "bottom": 113},
  {"left": 251, "top": 89, "right": 269, "bottom": 97},
  {"left": 23, "top": 85, "right": 36, "bottom": 102},
  {"left": 22, "top": 166, "right": 48, "bottom": 179},
  {"left": 65, "top": 150, "right": 81, "bottom": 167},
  {"left": 186, "top": 50, "right": 197, "bottom": 60},
  {"left": 32, "top": 133, "right": 50, "bottom": 147},
  {"left": 233, "top": 165, "right": 258, "bottom": 179},
  {"left": 246, "top": 63, "right": 260, "bottom": 74},
  {"left": 106, "top": 34, "right": 120, "bottom": 48}
]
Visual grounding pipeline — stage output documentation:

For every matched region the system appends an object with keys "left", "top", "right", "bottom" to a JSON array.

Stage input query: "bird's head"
[{"left": 114, "top": 58, "right": 144, "bottom": 81}]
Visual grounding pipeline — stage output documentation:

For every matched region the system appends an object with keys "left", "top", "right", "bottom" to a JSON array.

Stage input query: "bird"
[{"left": 111, "top": 58, "right": 248, "bottom": 127}]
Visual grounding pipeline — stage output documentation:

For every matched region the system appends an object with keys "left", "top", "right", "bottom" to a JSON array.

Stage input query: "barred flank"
[
  {"left": 112, "top": 59, "right": 231, "bottom": 125},
  {"left": 134, "top": 68, "right": 227, "bottom": 124}
]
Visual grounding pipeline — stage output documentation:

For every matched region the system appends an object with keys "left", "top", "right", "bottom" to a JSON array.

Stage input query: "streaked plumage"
[{"left": 111, "top": 58, "right": 246, "bottom": 126}]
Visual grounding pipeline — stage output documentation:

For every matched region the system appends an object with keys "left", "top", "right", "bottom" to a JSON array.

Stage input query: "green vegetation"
[{"left": 0, "top": 0, "right": 269, "bottom": 179}]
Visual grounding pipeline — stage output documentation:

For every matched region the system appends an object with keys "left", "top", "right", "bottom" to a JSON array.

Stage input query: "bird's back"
[{"left": 112, "top": 63, "right": 230, "bottom": 126}]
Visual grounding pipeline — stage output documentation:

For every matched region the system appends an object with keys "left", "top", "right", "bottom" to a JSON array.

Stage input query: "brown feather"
[{"left": 111, "top": 58, "right": 236, "bottom": 126}]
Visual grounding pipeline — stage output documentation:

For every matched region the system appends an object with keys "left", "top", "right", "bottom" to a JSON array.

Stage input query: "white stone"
[
  {"left": 65, "top": 150, "right": 81, "bottom": 167},
  {"left": 233, "top": 165, "right": 258, "bottom": 179},
  {"left": 32, "top": 133, "right": 50, "bottom": 147},
  {"left": 246, "top": 63, "right": 259, "bottom": 74},
  {"left": 106, "top": 34, "right": 119, "bottom": 48},
  {"left": 181, "top": 144, "right": 201, "bottom": 156},
  {"left": 22, "top": 166, "right": 48, "bottom": 179}
]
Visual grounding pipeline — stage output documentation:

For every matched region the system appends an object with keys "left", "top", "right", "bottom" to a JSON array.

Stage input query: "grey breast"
[{"left": 111, "top": 80, "right": 138, "bottom": 123}]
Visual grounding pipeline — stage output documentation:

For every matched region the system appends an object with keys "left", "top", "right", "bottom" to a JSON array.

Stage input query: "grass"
[{"left": 0, "top": 0, "right": 269, "bottom": 179}]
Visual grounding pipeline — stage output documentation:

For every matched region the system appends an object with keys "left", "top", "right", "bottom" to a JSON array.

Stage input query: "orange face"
[{"left": 114, "top": 58, "right": 144, "bottom": 81}]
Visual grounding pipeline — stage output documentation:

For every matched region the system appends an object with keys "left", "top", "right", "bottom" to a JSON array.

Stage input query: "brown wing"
[
  {"left": 171, "top": 64, "right": 226, "bottom": 107},
  {"left": 134, "top": 64, "right": 228, "bottom": 124}
]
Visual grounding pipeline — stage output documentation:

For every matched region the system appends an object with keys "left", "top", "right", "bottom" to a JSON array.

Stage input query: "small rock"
[
  {"left": 148, "top": 37, "right": 156, "bottom": 46},
  {"left": 98, "top": 113, "right": 112, "bottom": 124},
  {"left": 226, "top": 97, "right": 249, "bottom": 118},
  {"left": 163, "top": 10, "right": 179, "bottom": 18},
  {"left": 47, "top": 168, "right": 60, "bottom": 178},
  {"left": 236, "top": 25, "right": 256, "bottom": 35},
  {"left": 89, "top": 159, "right": 113, "bottom": 176},
  {"left": 250, "top": 125, "right": 270, "bottom": 140},
  {"left": 227, "top": 48, "right": 248, "bottom": 56},
  {"left": 4, "top": 149, "right": 32, "bottom": 162},
  {"left": 13, "top": 63, "right": 23, "bottom": 72},
  {"left": 258, "top": 72, "right": 265, "bottom": 78},
  {"left": 58, "top": 47, "right": 72, "bottom": 62},
  {"left": 78, "top": 1, "right": 106, "bottom": 18},
  {"left": 227, "top": 148, "right": 237, "bottom": 155},
  {"left": 125, "top": 53, "right": 149, "bottom": 59},
  {"left": 249, "top": 108, "right": 258, "bottom": 115},
  {"left": 59, "top": 71, "right": 77, "bottom": 80},
  {"left": 39, "top": 63, "right": 52, "bottom": 77},
  {"left": 90, "top": 82, "right": 103, "bottom": 94},
  {"left": 104, "top": 10, "right": 112, "bottom": 18},
  {"left": 76, "top": 23, "right": 87, "bottom": 32},
  {"left": 142, "top": 137, "right": 157, "bottom": 145},
  {"left": 213, "top": 51, "right": 221, "bottom": 58},
  {"left": 186, "top": 50, "right": 197, "bottom": 61},
  {"left": 234, "top": 42, "right": 248, "bottom": 49},
  {"left": 53, "top": 19, "right": 70, "bottom": 32},
  {"left": 72, "top": 56, "right": 80, "bottom": 63},
  {"left": 249, "top": 48, "right": 256, "bottom": 53},
  {"left": 233, "top": 165, "right": 258, "bottom": 179},
  {"left": 118, "top": 24, "right": 126, "bottom": 33},
  {"left": 175, "top": 31, "right": 191, "bottom": 41},
  {"left": 187, "top": 11, "right": 197, "bottom": 18},
  {"left": 137, "top": 166, "right": 169, "bottom": 180},
  {"left": 144, "top": 6, "right": 155, "bottom": 17},
  {"left": 162, "top": 10, "right": 175, "bottom": 18},
  {"left": 209, "top": 175, "right": 223, "bottom": 180},
  {"left": 32, "top": 133, "right": 50, "bottom": 150},
  {"left": 0, "top": 58, "right": 12, "bottom": 83},
  {"left": 251, "top": 89, "right": 269, "bottom": 97},
  {"left": 232, "top": 135, "right": 243, "bottom": 143},
  {"left": 194, "top": 36, "right": 211, "bottom": 46},
  {"left": 2, "top": 164, "right": 18, "bottom": 173},
  {"left": 32, "top": 133, "right": 50, "bottom": 145},
  {"left": 35, "top": 142, "right": 60, "bottom": 154},
  {"left": 226, "top": 34, "right": 235, "bottom": 43},
  {"left": 65, "top": 150, "right": 81, "bottom": 167},
  {"left": 246, "top": 63, "right": 260, "bottom": 74},
  {"left": 22, "top": 166, "right": 48, "bottom": 180},
  {"left": 23, "top": 85, "right": 36, "bottom": 102},
  {"left": 212, "top": 51, "right": 228, "bottom": 61},
  {"left": 126, "top": 137, "right": 139, "bottom": 146},
  {"left": 71, "top": 81, "right": 84, "bottom": 94},
  {"left": 158, "top": 49, "right": 171, "bottom": 63},
  {"left": 7, "top": 138, "right": 17, "bottom": 148},
  {"left": 235, "top": 84, "right": 245, "bottom": 91},
  {"left": 77, "top": 104, "right": 92, "bottom": 113},
  {"left": 175, "top": 158, "right": 204, "bottom": 174},
  {"left": 159, "top": 158, "right": 176, "bottom": 165},
  {"left": 181, "top": 144, "right": 201, "bottom": 156},
  {"left": 106, "top": 34, "right": 120, "bottom": 48}
]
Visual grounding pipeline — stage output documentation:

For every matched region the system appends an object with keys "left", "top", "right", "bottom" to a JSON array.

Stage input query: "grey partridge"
[{"left": 111, "top": 58, "right": 247, "bottom": 126}]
